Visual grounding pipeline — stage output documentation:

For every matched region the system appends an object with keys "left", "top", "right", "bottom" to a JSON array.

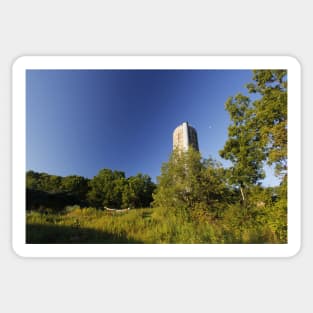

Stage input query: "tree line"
[{"left": 26, "top": 169, "right": 156, "bottom": 211}]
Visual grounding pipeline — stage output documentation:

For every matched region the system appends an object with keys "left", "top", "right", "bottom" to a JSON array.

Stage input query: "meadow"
[{"left": 26, "top": 204, "right": 286, "bottom": 244}]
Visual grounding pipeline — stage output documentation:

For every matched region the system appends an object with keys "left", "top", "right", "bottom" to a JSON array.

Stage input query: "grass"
[{"left": 26, "top": 206, "right": 286, "bottom": 244}]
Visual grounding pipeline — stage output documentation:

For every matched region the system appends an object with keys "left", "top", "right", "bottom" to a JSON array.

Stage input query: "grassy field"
[{"left": 26, "top": 206, "right": 286, "bottom": 244}]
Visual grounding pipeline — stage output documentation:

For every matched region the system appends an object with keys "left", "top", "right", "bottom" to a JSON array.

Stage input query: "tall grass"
[{"left": 26, "top": 205, "right": 286, "bottom": 244}]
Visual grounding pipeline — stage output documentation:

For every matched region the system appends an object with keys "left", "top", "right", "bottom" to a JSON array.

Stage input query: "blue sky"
[{"left": 26, "top": 69, "right": 280, "bottom": 186}]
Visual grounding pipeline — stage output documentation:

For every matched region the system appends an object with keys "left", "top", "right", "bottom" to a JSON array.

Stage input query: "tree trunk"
[{"left": 240, "top": 186, "right": 245, "bottom": 203}]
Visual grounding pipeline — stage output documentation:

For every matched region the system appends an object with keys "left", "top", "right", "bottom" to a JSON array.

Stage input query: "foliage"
[
  {"left": 87, "top": 169, "right": 156, "bottom": 209},
  {"left": 26, "top": 202, "right": 287, "bottom": 244},
  {"left": 122, "top": 174, "right": 156, "bottom": 208},
  {"left": 153, "top": 148, "right": 233, "bottom": 221},
  {"left": 26, "top": 188, "right": 77, "bottom": 212},
  {"left": 87, "top": 169, "right": 126, "bottom": 209},
  {"left": 219, "top": 70, "right": 287, "bottom": 204},
  {"left": 246, "top": 70, "right": 287, "bottom": 176},
  {"left": 27, "top": 169, "right": 156, "bottom": 211},
  {"left": 219, "top": 94, "right": 265, "bottom": 203},
  {"left": 61, "top": 175, "right": 89, "bottom": 202},
  {"left": 153, "top": 148, "right": 205, "bottom": 211},
  {"left": 26, "top": 171, "right": 89, "bottom": 207},
  {"left": 27, "top": 171, "right": 62, "bottom": 193}
]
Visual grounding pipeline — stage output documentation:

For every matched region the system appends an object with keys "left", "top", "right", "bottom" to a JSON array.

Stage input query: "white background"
[{"left": 1, "top": 1, "right": 312, "bottom": 312}]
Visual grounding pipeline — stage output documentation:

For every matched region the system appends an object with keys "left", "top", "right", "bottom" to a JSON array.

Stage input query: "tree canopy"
[
  {"left": 246, "top": 70, "right": 287, "bottom": 176},
  {"left": 153, "top": 148, "right": 232, "bottom": 219},
  {"left": 220, "top": 70, "right": 287, "bottom": 202},
  {"left": 27, "top": 169, "right": 156, "bottom": 211}
]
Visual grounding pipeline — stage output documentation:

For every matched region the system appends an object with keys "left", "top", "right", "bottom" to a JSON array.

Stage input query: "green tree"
[
  {"left": 26, "top": 171, "right": 62, "bottom": 193},
  {"left": 87, "top": 169, "right": 126, "bottom": 209},
  {"left": 219, "top": 94, "right": 265, "bottom": 203},
  {"left": 246, "top": 70, "right": 287, "bottom": 176},
  {"left": 153, "top": 148, "right": 232, "bottom": 223},
  {"left": 153, "top": 148, "right": 206, "bottom": 212},
  {"left": 26, "top": 171, "right": 41, "bottom": 190},
  {"left": 123, "top": 174, "right": 155, "bottom": 208},
  {"left": 61, "top": 175, "right": 89, "bottom": 203},
  {"left": 200, "top": 158, "right": 235, "bottom": 218}
]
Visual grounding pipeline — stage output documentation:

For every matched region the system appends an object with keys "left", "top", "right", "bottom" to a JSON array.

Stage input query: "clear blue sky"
[{"left": 26, "top": 69, "right": 279, "bottom": 186}]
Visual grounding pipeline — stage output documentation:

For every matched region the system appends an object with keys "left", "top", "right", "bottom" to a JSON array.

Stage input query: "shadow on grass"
[{"left": 26, "top": 223, "right": 143, "bottom": 244}]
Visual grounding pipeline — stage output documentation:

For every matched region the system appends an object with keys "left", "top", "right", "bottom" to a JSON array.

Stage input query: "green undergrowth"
[{"left": 26, "top": 205, "right": 287, "bottom": 244}]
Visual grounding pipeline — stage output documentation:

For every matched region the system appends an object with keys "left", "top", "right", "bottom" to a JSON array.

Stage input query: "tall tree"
[
  {"left": 246, "top": 70, "right": 287, "bottom": 176},
  {"left": 220, "top": 70, "right": 287, "bottom": 202},
  {"left": 219, "top": 94, "right": 265, "bottom": 203},
  {"left": 153, "top": 148, "right": 232, "bottom": 222},
  {"left": 153, "top": 148, "right": 206, "bottom": 211}
]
